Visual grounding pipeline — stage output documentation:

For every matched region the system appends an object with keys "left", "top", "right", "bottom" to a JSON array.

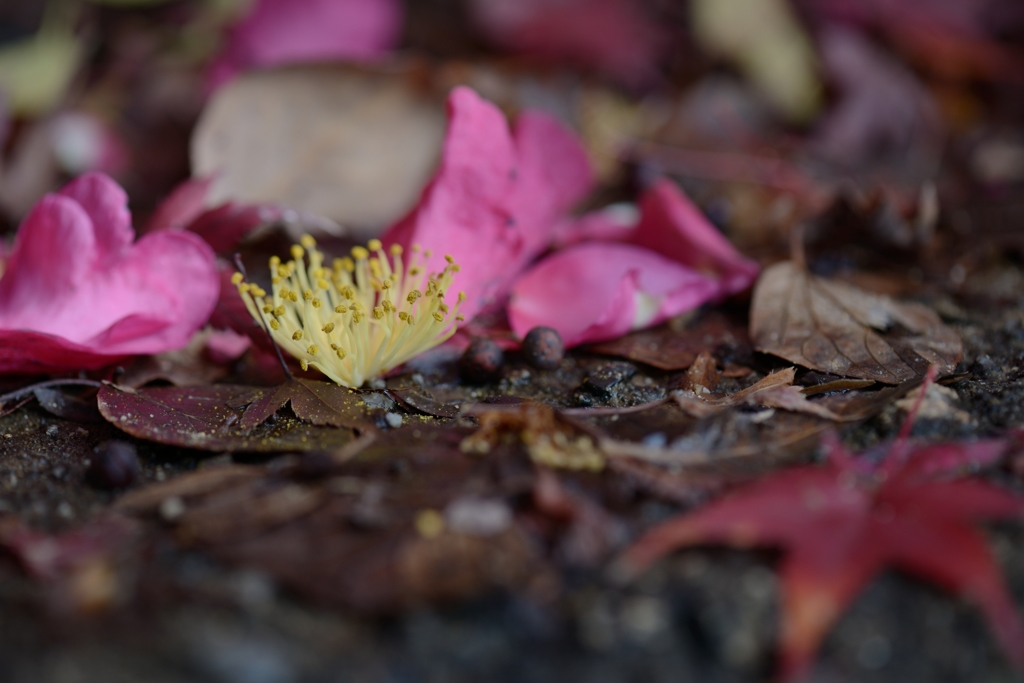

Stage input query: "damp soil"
[{"left": 1, "top": 298, "right": 1024, "bottom": 683}]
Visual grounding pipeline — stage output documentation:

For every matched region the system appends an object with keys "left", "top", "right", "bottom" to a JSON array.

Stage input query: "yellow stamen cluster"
[{"left": 234, "top": 236, "right": 465, "bottom": 388}]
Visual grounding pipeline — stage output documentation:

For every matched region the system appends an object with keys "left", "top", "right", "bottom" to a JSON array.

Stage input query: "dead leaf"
[
  {"left": 192, "top": 63, "right": 446, "bottom": 239},
  {"left": 750, "top": 261, "right": 962, "bottom": 383},
  {"left": 240, "top": 379, "right": 368, "bottom": 431},
  {"left": 588, "top": 311, "right": 751, "bottom": 371},
  {"left": 97, "top": 384, "right": 357, "bottom": 453}
]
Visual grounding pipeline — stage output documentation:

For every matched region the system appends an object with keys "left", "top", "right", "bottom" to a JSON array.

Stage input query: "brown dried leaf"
[
  {"left": 750, "top": 261, "right": 962, "bottom": 383},
  {"left": 97, "top": 384, "right": 358, "bottom": 453},
  {"left": 240, "top": 379, "right": 368, "bottom": 431},
  {"left": 588, "top": 311, "right": 751, "bottom": 371},
  {"left": 193, "top": 64, "right": 446, "bottom": 239}
]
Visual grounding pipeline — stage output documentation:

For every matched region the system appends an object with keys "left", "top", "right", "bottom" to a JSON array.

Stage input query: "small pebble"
[
  {"left": 459, "top": 338, "right": 504, "bottom": 383},
  {"left": 86, "top": 440, "right": 141, "bottom": 490},
  {"left": 160, "top": 496, "right": 186, "bottom": 521},
  {"left": 45, "top": 425, "right": 59, "bottom": 437},
  {"left": 522, "top": 326, "right": 564, "bottom": 370},
  {"left": 384, "top": 412, "right": 403, "bottom": 428}
]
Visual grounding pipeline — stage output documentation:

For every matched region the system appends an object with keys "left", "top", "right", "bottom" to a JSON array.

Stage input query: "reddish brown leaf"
[
  {"left": 97, "top": 384, "right": 357, "bottom": 452},
  {"left": 750, "top": 261, "right": 962, "bottom": 383},
  {"left": 239, "top": 378, "right": 368, "bottom": 431},
  {"left": 615, "top": 429, "right": 1023, "bottom": 680}
]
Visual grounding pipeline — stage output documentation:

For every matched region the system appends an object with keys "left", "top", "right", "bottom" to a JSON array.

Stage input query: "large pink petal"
[
  {"left": 631, "top": 179, "right": 760, "bottom": 296},
  {"left": 208, "top": 0, "right": 402, "bottom": 90},
  {"left": 508, "top": 242, "right": 719, "bottom": 347},
  {"left": 0, "top": 175, "right": 220, "bottom": 373},
  {"left": 56, "top": 172, "right": 133, "bottom": 265},
  {"left": 383, "top": 87, "right": 594, "bottom": 321}
]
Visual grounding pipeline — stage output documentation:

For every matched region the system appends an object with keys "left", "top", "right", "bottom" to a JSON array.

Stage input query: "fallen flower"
[
  {"left": 208, "top": 0, "right": 403, "bottom": 91},
  {"left": 0, "top": 173, "right": 219, "bottom": 374},
  {"left": 508, "top": 179, "right": 758, "bottom": 346},
  {"left": 508, "top": 242, "right": 720, "bottom": 347},
  {"left": 615, "top": 372, "right": 1024, "bottom": 680},
  {"left": 382, "top": 86, "right": 594, "bottom": 322},
  {"left": 234, "top": 236, "right": 464, "bottom": 388}
]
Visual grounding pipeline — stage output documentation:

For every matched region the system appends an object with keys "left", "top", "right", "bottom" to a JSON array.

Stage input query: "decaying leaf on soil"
[
  {"left": 751, "top": 260, "right": 963, "bottom": 383},
  {"left": 96, "top": 383, "right": 359, "bottom": 452}
]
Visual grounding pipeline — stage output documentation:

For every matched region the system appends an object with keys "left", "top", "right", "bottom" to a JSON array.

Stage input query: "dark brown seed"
[
  {"left": 460, "top": 338, "right": 504, "bottom": 383},
  {"left": 86, "top": 440, "right": 141, "bottom": 490},
  {"left": 522, "top": 326, "right": 564, "bottom": 370}
]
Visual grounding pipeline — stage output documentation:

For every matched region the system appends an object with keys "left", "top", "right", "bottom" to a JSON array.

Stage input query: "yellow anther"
[
  {"left": 370, "top": 259, "right": 382, "bottom": 278},
  {"left": 432, "top": 311, "right": 444, "bottom": 322},
  {"left": 307, "top": 344, "right": 318, "bottom": 355},
  {"left": 312, "top": 298, "right": 322, "bottom": 308},
  {"left": 390, "top": 244, "right": 403, "bottom": 255},
  {"left": 291, "top": 245, "right": 304, "bottom": 260},
  {"left": 303, "top": 289, "right": 313, "bottom": 301},
  {"left": 398, "top": 312, "right": 409, "bottom": 321},
  {"left": 288, "top": 291, "right": 298, "bottom": 302},
  {"left": 269, "top": 319, "right": 280, "bottom": 330},
  {"left": 292, "top": 330, "right": 303, "bottom": 341},
  {"left": 373, "top": 306, "right": 384, "bottom": 320},
  {"left": 250, "top": 285, "right": 266, "bottom": 297},
  {"left": 381, "top": 279, "right": 392, "bottom": 290},
  {"left": 335, "top": 305, "right": 348, "bottom": 314},
  {"left": 458, "top": 292, "right": 467, "bottom": 302},
  {"left": 322, "top": 322, "right": 335, "bottom": 334},
  {"left": 277, "top": 265, "right": 290, "bottom": 278},
  {"left": 231, "top": 272, "right": 244, "bottom": 285},
  {"left": 444, "top": 254, "right": 455, "bottom": 264},
  {"left": 336, "top": 348, "right": 347, "bottom": 359},
  {"left": 273, "top": 306, "right": 285, "bottom": 316},
  {"left": 300, "top": 360, "right": 309, "bottom": 371},
  {"left": 238, "top": 283, "right": 251, "bottom": 294},
  {"left": 263, "top": 305, "right": 273, "bottom": 314},
  {"left": 340, "top": 257, "right": 354, "bottom": 272},
  {"left": 317, "top": 278, "right": 330, "bottom": 290},
  {"left": 330, "top": 343, "right": 339, "bottom": 350},
  {"left": 368, "top": 238, "right": 382, "bottom": 252},
  {"left": 300, "top": 234, "right": 316, "bottom": 248},
  {"left": 456, "top": 314, "right": 465, "bottom": 321},
  {"left": 407, "top": 290, "right": 422, "bottom": 304},
  {"left": 341, "top": 286, "right": 355, "bottom": 300},
  {"left": 351, "top": 246, "right": 369, "bottom": 260},
  {"left": 409, "top": 267, "right": 421, "bottom": 276},
  {"left": 312, "top": 267, "right": 325, "bottom": 278},
  {"left": 269, "top": 255, "right": 281, "bottom": 267},
  {"left": 439, "top": 303, "right": 449, "bottom": 314},
  {"left": 271, "top": 277, "right": 281, "bottom": 285},
  {"left": 382, "top": 300, "right": 396, "bottom": 313}
]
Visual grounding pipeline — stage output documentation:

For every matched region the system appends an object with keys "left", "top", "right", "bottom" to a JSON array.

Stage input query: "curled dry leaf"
[
  {"left": 750, "top": 261, "right": 962, "bottom": 383},
  {"left": 672, "top": 367, "right": 860, "bottom": 422},
  {"left": 97, "top": 384, "right": 358, "bottom": 453},
  {"left": 192, "top": 64, "right": 446, "bottom": 239}
]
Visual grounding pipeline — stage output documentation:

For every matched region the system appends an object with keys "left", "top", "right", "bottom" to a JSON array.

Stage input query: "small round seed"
[{"left": 522, "top": 326, "right": 564, "bottom": 370}]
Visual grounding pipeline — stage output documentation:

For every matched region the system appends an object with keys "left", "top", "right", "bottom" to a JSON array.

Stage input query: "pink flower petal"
[
  {"left": 631, "top": 179, "right": 760, "bottom": 296},
  {"left": 205, "top": 327, "right": 252, "bottom": 364},
  {"left": 0, "top": 173, "right": 219, "bottom": 373},
  {"left": 382, "top": 86, "right": 594, "bottom": 320},
  {"left": 209, "top": 0, "right": 403, "bottom": 91},
  {"left": 508, "top": 242, "right": 720, "bottom": 347},
  {"left": 469, "top": 0, "right": 667, "bottom": 88},
  {"left": 144, "top": 177, "right": 215, "bottom": 234},
  {"left": 551, "top": 202, "right": 639, "bottom": 248}
]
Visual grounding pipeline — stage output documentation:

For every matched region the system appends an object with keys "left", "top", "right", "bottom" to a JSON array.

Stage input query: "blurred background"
[{"left": 0, "top": 0, "right": 1022, "bottom": 271}]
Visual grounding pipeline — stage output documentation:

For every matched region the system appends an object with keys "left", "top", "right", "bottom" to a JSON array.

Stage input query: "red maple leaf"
[{"left": 614, "top": 373, "right": 1024, "bottom": 680}]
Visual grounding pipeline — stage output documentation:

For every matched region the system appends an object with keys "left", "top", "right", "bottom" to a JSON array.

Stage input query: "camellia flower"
[
  {"left": 508, "top": 179, "right": 760, "bottom": 346},
  {"left": 382, "top": 86, "right": 594, "bottom": 322},
  {"left": 0, "top": 173, "right": 219, "bottom": 374},
  {"left": 233, "top": 236, "right": 464, "bottom": 388}
]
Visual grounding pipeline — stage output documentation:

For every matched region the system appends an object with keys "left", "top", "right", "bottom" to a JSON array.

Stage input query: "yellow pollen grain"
[
  {"left": 368, "top": 238, "right": 382, "bottom": 251},
  {"left": 288, "top": 291, "right": 298, "bottom": 302},
  {"left": 307, "top": 344, "right": 318, "bottom": 355},
  {"left": 269, "top": 319, "right": 280, "bottom": 330},
  {"left": 291, "top": 245, "right": 304, "bottom": 259},
  {"left": 322, "top": 323, "right": 335, "bottom": 333},
  {"left": 292, "top": 330, "right": 303, "bottom": 341}
]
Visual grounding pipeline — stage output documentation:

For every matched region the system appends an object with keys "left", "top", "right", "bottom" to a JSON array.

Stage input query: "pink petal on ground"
[
  {"left": 631, "top": 179, "right": 760, "bottom": 296},
  {"left": 508, "top": 242, "right": 719, "bottom": 347},
  {"left": 205, "top": 327, "right": 252, "bottom": 364},
  {"left": 383, "top": 86, "right": 594, "bottom": 321},
  {"left": 208, "top": 0, "right": 403, "bottom": 91},
  {"left": 551, "top": 203, "right": 639, "bottom": 249},
  {"left": 468, "top": 0, "right": 667, "bottom": 89},
  {"left": 145, "top": 177, "right": 215, "bottom": 234},
  {"left": 0, "top": 174, "right": 219, "bottom": 373}
]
